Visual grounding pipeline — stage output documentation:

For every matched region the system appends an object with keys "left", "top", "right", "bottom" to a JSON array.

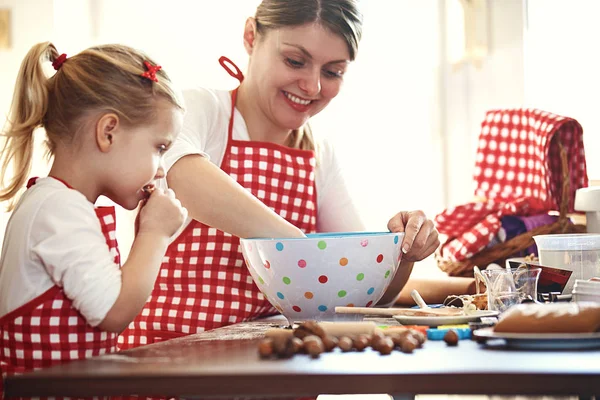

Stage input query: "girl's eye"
[{"left": 285, "top": 58, "right": 304, "bottom": 68}]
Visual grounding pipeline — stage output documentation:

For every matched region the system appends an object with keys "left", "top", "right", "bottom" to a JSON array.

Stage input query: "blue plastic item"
[{"left": 427, "top": 326, "right": 472, "bottom": 341}]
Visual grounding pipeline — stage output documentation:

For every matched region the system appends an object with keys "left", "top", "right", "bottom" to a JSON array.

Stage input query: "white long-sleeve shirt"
[
  {"left": 0, "top": 177, "right": 121, "bottom": 326},
  {"left": 164, "top": 87, "right": 366, "bottom": 233}
]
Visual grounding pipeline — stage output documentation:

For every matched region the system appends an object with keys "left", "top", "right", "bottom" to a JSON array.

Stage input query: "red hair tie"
[
  {"left": 140, "top": 61, "right": 162, "bottom": 82},
  {"left": 52, "top": 53, "right": 67, "bottom": 71}
]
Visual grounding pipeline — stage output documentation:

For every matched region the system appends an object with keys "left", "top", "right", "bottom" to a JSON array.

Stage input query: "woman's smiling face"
[{"left": 245, "top": 22, "right": 351, "bottom": 131}]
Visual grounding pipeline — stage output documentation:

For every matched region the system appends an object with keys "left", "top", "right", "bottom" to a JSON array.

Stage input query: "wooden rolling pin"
[{"left": 335, "top": 306, "right": 464, "bottom": 317}]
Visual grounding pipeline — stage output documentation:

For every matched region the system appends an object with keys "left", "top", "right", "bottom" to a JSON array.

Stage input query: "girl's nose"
[{"left": 155, "top": 163, "right": 166, "bottom": 180}]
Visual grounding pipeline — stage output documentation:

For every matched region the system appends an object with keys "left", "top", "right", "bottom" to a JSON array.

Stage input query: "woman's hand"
[{"left": 387, "top": 210, "right": 440, "bottom": 262}]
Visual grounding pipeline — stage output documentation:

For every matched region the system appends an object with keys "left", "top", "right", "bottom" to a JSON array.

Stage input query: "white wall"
[
  {"left": 441, "top": 0, "right": 526, "bottom": 207},
  {"left": 0, "top": 0, "right": 55, "bottom": 235},
  {"left": 524, "top": 0, "right": 600, "bottom": 179}
]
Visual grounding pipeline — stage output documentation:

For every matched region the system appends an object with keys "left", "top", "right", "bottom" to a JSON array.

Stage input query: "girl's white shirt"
[
  {"left": 0, "top": 177, "right": 121, "bottom": 326},
  {"left": 164, "top": 87, "right": 365, "bottom": 233}
]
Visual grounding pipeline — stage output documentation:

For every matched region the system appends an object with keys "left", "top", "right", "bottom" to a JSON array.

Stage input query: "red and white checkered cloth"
[{"left": 435, "top": 108, "right": 588, "bottom": 262}]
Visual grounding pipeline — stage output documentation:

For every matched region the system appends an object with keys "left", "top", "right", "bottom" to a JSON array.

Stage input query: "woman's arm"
[{"left": 167, "top": 154, "right": 305, "bottom": 239}]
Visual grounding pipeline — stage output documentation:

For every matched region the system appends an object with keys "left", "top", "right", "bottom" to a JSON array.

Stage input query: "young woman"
[{"left": 120, "top": 0, "right": 440, "bottom": 349}]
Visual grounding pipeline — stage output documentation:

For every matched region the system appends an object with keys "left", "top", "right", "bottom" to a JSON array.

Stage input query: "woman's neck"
[{"left": 236, "top": 82, "right": 291, "bottom": 145}]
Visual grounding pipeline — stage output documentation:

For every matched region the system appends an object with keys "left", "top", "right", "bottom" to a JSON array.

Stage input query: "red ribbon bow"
[
  {"left": 140, "top": 61, "right": 162, "bottom": 82},
  {"left": 52, "top": 53, "right": 67, "bottom": 71}
]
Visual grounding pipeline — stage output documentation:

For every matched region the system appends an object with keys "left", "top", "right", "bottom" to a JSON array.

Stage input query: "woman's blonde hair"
[
  {"left": 0, "top": 42, "right": 184, "bottom": 210},
  {"left": 254, "top": 0, "right": 363, "bottom": 151}
]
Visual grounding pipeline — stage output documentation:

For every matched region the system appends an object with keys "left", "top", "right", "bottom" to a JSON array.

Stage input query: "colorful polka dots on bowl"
[{"left": 240, "top": 232, "right": 404, "bottom": 323}]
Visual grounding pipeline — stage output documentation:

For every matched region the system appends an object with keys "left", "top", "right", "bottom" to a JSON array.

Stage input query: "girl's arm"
[
  {"left": 167, "top": 154, "right": 305, "bottom": 239},
  {"left": 99, "top": 188, "right": 186, "bottom": 333},
  {"left": 98, "top": 231, "right": 170, "bottom": 332}
]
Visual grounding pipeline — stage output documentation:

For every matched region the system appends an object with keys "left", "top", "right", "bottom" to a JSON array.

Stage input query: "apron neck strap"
[
  {"left": 220, "top": 56, "right": 244, "bottom": 143},
  {"left": 219, "top": 56, "right": 244, "bottom": 83}
]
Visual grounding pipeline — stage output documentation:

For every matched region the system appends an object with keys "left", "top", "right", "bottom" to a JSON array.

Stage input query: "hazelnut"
[
  {"left": 352, "top": 335, "right": 369, "bottom": 352},
  {"left": 338, "top": 336, "right": 354, "bottom": 352},
  {"left": 294, "top": 321, "right": 326, "bottom": 339},
  {"left": 303, "top": 335, "right": 325, "bottom": 358},
  {"left": 408, "top": 329, "right": 427, "bottom": 347},
  {"left": 370, "top": 330, "right": 386, "bottom": 349},
  {"left": 273, "top": 336, "right": 299, "bottom": 358},
  {"left": 375, "top": 336, "right": 395, "bottom": 355},
  {"left": 321, "top": 335, "right": 338, "bottom": 352},
  {"left": 443, "top": 329, "right": 459, "bottom": 346},
  {"left": 258, "top": 338, "right": 274, "bottom": 358},
  {"left": 389, "top": 331, "right": 411, "bottom": 347},
  {"left": 399, "top": 336, "right": 418, "bottom": 354}
]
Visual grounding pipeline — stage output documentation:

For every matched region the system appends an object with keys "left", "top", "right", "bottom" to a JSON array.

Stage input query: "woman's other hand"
[{"left": 387, "top": 210, "right": 440, "bottom": 262}]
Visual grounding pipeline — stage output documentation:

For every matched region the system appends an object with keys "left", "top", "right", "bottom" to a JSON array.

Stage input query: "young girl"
[{"left": 0, "top": 42, "right": 187, "bottom": 395}]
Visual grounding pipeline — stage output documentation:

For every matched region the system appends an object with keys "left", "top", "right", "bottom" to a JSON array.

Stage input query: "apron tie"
[{"left": 219, "top": 56, "right": 244, "bottom": 83}]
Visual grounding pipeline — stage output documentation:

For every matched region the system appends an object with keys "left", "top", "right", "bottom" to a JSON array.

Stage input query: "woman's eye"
[
  {"left": 324, "top": 69, "right": 344, "bottom": 78},
  {"left": 285, "top": 58, "right": 304, "bottom": 68},
  {"left": 158, "top": 145, "right": 167, "bottom": 154}
]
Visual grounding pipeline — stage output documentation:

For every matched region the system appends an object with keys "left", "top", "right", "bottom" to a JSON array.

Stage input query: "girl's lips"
[{"left": 142, "top": 185, "right": 155, "bottom": 198}]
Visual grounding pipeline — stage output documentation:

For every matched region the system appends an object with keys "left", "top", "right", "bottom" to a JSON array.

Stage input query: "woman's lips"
[{"left": 283, "top": 91, "right": 313, "bottom": 112}]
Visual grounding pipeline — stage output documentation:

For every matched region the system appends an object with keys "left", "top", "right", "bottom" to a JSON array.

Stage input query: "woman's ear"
[
  {"left": 95, "top": 113, "right": 120, "bottom": 153},
  {"left": 243, "top": 17, "right": 258, "bottom": 55}
]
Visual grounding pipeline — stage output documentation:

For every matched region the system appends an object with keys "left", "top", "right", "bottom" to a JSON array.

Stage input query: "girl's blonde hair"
[
  {"left": 254, "top": 0, "right": 363, "bottom": 151},
  {"left": 0, "top": 42, "right": 184, "bottom": 210}
]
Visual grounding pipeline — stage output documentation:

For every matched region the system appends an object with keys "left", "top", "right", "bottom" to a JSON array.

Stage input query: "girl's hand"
[
  {"left": 387, "top": 210, "right": 440, "bottom": 262},
  {"left": 136, "top": 188, "right": 187, "bottom": 238}
]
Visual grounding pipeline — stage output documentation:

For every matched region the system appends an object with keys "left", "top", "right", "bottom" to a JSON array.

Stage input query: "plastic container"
[{"left": 533, "top": 234, "right": 600, "bottom": 295}]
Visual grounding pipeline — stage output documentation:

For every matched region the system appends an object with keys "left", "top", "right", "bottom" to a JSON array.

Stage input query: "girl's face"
[
  {"left": 246, "top": 22, "right": 351, "bottom": 131},
  {"left": 105, "top": 102, "right": 183, "bottom": 210}
]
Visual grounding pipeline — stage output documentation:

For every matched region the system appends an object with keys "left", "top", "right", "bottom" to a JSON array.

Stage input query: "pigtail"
[{"left": 0, "top": 42, "right": 57, "bottom": 210}]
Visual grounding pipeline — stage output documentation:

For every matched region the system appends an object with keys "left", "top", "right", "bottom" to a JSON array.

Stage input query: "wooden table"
[{"left": 4, "top": 317, "right": 600, "bottom": 399}]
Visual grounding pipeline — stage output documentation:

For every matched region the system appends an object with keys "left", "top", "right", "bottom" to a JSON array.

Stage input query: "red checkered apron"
[
  {"left": 435, "top": 108, "right": 588, "bottom": 262},
  {"left": 0, "top": 178, "right": 121, "bottom": 399},
  {"left": 119, "top": 57, "right": 318, "bottom": 349}
]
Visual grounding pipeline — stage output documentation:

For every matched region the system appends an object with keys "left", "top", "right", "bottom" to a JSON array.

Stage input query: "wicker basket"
[{"left": 438, "top": 142, "right": 587, "bottom": 277}]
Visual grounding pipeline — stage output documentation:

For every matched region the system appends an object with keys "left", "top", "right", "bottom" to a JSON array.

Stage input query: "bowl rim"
[{"left": 241, "top": 231, "right": 405, "bottom": 241}]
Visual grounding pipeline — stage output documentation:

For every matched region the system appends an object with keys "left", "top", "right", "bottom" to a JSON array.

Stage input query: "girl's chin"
[{"left": 121, "top": 196, "right": 144, "bottom": 210}]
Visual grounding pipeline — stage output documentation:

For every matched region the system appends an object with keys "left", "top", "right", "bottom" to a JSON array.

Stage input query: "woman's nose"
[{"left": 299, "top": 68, "right": 321, "bottom": 97}]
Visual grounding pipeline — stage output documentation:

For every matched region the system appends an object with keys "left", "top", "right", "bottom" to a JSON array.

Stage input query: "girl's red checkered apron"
[
  {"left": 435, "top": 108, "right": 588, "bottom": 264},
  {"left": 119, "top": 57, "right": 318, "bottom": 349},
  {"left": 0, "top": 178, "right": 121, "bottom": 399}
]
